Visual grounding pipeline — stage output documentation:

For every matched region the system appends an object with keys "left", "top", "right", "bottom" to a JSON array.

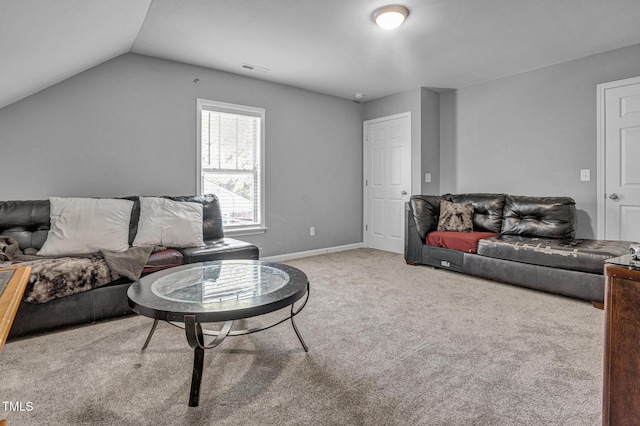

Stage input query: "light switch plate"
[{"left": 580, "top": 169, "right": 590, "bottom": 181}]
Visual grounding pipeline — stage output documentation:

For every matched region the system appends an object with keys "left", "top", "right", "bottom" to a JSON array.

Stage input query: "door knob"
[
  {"left": 609, "top": 193, "right": 619, "bottom": 200},
  {"left": 401, "top": 190, "right": 407, "bottom": 196}
]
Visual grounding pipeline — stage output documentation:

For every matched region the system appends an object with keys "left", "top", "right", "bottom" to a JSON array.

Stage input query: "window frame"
[{"left": 196, "top": 98, "right": 266, "bottom": 236}]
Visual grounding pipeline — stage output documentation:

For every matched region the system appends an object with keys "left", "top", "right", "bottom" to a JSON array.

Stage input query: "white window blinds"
[{"left": 197, "top": 100, "right": 265, "bottom": 232}]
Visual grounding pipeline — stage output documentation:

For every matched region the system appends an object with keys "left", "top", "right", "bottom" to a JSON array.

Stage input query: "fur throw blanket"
[
  {"left": 9, "top": 256, "right": 113, "bottom": 304},
  {"left": 0, "top": 236, "right": 155, "bottom": 304}
]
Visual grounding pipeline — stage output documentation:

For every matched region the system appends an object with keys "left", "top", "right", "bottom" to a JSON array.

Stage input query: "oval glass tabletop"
[
  {"left": 127, "top": 260, "right": 309, "bottom": 322},
  {"left": 151, "top": 263, "right": 290, "bottom": 303}
]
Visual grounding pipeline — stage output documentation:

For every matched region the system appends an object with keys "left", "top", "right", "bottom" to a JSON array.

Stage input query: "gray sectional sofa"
[
  {"left": 0, "top": 194, "right": 258, "bottom": 337},
  {"left": 405, "top": 193, "right": 634, "bottom": 303}
]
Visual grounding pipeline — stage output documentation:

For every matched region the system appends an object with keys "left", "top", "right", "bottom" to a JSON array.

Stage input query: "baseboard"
[{"left": 260, "top": 243, "right": 365, "bottom": 262}]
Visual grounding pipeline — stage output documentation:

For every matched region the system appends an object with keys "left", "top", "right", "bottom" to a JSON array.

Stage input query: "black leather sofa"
[
  {"left": 405, "top": 193, "right": 634, "bottom": 303},
  {"left": 1, "top": 194, "right": 258, "bottom": 337}
]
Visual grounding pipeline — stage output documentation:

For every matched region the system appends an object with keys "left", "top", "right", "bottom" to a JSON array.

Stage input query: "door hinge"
[
  {"left": 365, "top": 179, "right": 368, "bottom": 186},
  {"left": 365, "top": 224, "right": 368, "bottom": 231}
]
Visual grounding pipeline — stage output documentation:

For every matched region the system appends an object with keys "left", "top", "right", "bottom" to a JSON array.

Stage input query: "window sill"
[{"left": 224, "top": 226, "right": 268, "bottom": 237}]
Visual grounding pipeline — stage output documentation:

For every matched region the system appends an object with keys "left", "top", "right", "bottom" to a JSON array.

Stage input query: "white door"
[
  {"left": 598, "top": 76, "right": 640, "bottom": 241},
  {"left": 363, "top": 113, "right": 411, "bottom": 253}
]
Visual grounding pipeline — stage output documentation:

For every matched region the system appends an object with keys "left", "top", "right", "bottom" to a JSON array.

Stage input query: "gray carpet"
[{"left": 1, "top": 248, "right": 603, "bottom": 425}]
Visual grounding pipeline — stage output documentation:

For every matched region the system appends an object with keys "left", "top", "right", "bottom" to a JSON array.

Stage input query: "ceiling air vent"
[{"left": 240, "top": 63, "right": 270, "bottom": 74}]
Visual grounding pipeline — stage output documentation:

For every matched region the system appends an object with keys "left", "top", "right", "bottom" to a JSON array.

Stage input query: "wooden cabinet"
[{"left": 603, "top": 259, "right": 640, "bottom": 425}]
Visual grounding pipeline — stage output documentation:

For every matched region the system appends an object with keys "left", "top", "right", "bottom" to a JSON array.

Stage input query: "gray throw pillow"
[
  {"left": 437, "top": 200, "right": 474, "bottom": 232},
  {"left": 38, "top": 197, "right": 134, "bottom": 256}
]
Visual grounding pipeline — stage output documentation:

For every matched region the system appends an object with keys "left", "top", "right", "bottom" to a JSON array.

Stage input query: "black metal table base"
[{"left": 140, "top": 283, "right": 310, "bottom": 407}]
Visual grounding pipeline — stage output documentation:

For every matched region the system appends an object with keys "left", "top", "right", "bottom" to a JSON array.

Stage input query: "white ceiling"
[{"left": 2, "top": 0, "right": 640, "bottom": 109}]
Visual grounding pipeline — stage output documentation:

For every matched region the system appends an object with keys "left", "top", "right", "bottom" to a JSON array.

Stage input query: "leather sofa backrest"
[
  {"left": 409, "top": 193, "right": 576, "bottom": 239},
  {"left": 409, "top": 193, "right": 506, "bottom": 238},
  {"left": 0, "top": 200, "right": 50, "bottom": 251},
  {"left": 445, "top": 193, "right": 506, "bottom": 234},
  {"left": 501, "top": 195, "right": 576, "bottom": 239},
  {"left": 0, "top": 195, "right": 224, "bottom": 251}
]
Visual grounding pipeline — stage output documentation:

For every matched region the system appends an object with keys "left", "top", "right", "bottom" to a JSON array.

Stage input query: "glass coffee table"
[{"left": 127, "top": 260, "right": 309, "bottom": 407}]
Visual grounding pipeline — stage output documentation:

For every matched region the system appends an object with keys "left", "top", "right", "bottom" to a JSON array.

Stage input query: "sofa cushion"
[
  {"left": 128, "top": 194, "right": 224, "bottom": 244},
  {"left": 501, "top": 195, "right": 576, "bottom": 239},
  {"left": 164, "top": 195, "right": 224, "bottom": 241},
  {"left": 142, "top": 249, "right": 184, "bottom": 274},
  {"left": 445, "top": 193, "right": 506, "bottom": 234},
  {"left": 38, "top": 197, "right": 133, "bottom": 256},
  {"left": 133, "top": 197, "right": 205, "bottom": 248},
  {"left": 427, "top": 231, "right": 499, "bottom": 253},
  {"left": 477, "top": 236, "right": 632, "bottom": 274},
  {"left": 437, "top": 201, "right": 474, "bottom": 232}
]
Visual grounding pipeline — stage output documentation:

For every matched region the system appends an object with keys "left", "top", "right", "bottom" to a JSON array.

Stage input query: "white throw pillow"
[
  {"left": 133, "top": 197, "right": 205, "bottom": 248},
  {"left": 38, "top": 197, "right": 134, "bottom": 256}
]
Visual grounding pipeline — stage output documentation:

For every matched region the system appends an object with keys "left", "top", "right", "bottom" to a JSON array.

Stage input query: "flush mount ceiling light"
[{"left": 373, "top": 5, "right": 409, "bottom": 30}]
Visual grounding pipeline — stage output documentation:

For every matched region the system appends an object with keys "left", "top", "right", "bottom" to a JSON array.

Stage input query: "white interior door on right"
[
  {"left": 600, "top": 76, "right": 640, "bottom": 242},
  {"left": 363, "top": 113, "right": 411, "bottom": 253}
]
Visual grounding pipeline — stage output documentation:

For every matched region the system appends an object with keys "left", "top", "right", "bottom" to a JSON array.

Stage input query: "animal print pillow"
[{"left": 437, "top": 200, "right": 474, "bottom": 232}]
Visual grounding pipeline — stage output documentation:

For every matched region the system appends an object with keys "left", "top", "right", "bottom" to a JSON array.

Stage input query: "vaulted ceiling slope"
[
  {"left": 2, "top": 0, "right": 640, "bottom": 109},
  {"left": 0, "top": 0, "right": 152, "bottom": 109}
]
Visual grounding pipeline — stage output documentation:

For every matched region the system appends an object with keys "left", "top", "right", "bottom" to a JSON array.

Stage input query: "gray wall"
[
  {"left": 420, "top": 88, "right": 440, "bottom": 194},
  {"left": 5, "top": 42, "right": 640, "bottom": 251},
  {"left": 0, "top": 53, "right": 363, "bottom": 257},
  {"left": 441, "top": 43, "right": 640, "bottom": 238},
  {"left": 439, "top": 89, "right": 457, "bottom": 194}
]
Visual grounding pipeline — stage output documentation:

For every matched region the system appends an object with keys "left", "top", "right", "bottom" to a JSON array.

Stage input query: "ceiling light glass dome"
[{"left": 373, "top": 5, "right": 409, "bottom": 30}]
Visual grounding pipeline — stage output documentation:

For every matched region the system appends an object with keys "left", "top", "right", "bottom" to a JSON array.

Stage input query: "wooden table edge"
[{"left": 0, "top": 266, "right": 31, "bottom": 352}]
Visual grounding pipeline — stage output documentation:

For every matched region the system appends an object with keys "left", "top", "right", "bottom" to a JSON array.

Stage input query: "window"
[{"left": 197, "top": 99, "right": 265, "bottom": 235}]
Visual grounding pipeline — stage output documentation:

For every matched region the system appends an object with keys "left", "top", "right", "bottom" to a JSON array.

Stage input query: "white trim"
[
  {"left": 196, "top": 99, "right": 203, "bottom": 193},
  {"left": 362, "top": 112, "right": 411, "bottom": 250},
  {"left": 596, "top": 75, "right": 640, "bottom": 239},
  {"left": 260, "top": 243, "right": 365, "bottom": 262},
  {"left": 224, "top": 226, "right": 268, "bottom": 237},
  {"left": 198, "top": 98, "right": 265, "bottom": 116},
  {"left": 596, "top": 82, "right": 605, "bottom": 239},
  {"left": 363, "top": 120, "right": 368, "bottom": 248},
  {"left": 364, "top": 111, "right": 411, "bottom": 125}
]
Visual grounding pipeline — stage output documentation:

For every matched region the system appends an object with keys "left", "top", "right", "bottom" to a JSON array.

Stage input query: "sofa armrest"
[
  {"left": 405, "top": 203, "right": 424, "bottom": 264},
  {"left": 408, "top": 195, "right": 445, "bottom": 239}
]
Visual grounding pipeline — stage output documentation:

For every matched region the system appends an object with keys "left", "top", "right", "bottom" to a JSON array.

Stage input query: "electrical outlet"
[
  {"left": 425, "top": 173, "right": 431, "bottom": 183},
  {"left": 309, "top": 226, "right": 316, "bottom": 237}
]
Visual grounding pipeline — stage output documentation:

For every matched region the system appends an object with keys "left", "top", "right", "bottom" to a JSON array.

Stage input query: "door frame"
[
  {"left": 596, "top": 75, "right": 640, "bottom": 239},
  {"left": 362, "top": 112, "right": 411, "bottom": 249}
]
